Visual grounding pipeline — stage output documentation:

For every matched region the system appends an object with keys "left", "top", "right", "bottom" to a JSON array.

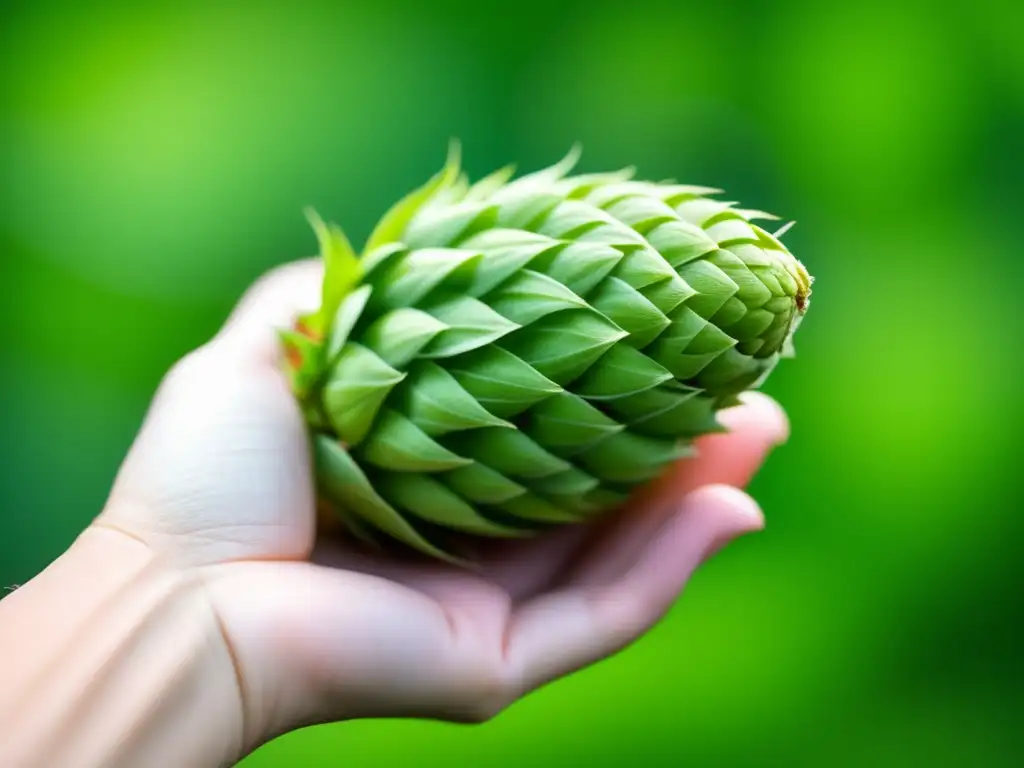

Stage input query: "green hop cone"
[{"left": 282, "top": 144, "right": 813, "bottom": 563}]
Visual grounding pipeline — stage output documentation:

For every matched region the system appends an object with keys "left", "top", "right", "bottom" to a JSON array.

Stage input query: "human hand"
[{"left": 96, "top": 259, "right": 789, "bottom": 755}]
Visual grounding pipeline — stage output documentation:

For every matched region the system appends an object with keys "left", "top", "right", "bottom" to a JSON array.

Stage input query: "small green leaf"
[
  {"left": 485, "top": 269, "right": 588, "bottom": 326},
  {"left": 489, "top": 144, "right": 582, "bottom": 202},
  {"left": 609, "top": 383, "right": 721, "bottom": 438},
  {"left": 639, "top": 273, "right": 696, "bottom": 315},
  {"left": 537, "top": 200, "right": 620, "bottom": 241},
  {"left": 613, "top": 245, "right": 680, "bottom": 290},
  {"left": 674, "top": 197, "right": 737, "bottom": 227},
  {"left": 575, "top": 431, "right": 694, "bottom": 484},
  {"left": 573, "top": 343, "right": 673, "bottom": 401},
  {"left": 570, "top": 217, "right": 649, "bottom": 248},
  {"left": 687, "top": 322, "right": 737, "bottom": 357},
  {"left": 500, "top": 309, "right": 626, "bottom": 385},
  {"left": 492, "top": 492, "right": 581, "bottom": 523},
  {"left": 358, "top": 409, "right": 472, "bottom": 472},
  {"left": 602, "top": 193, "right": 678, "bottom": 235},
  {"left": 707, "top": 250, "right": 773, "bottom": 308},
  {"left": 693, "top": 347, "right": 769, "bottom": 395},
  {"left": 557, "top": 167, "right": 637, "bottom": 199},
  {"left": 537, "top": 241, "right": 622, "bottom": 297},
  {"left": 645, "top": 220, "right": 719, "bottom": 267},
  {"left": 400, "top": 363, "right": 513, "bottom": 435},
  {"left": 587, "top": 276, "right": 670, "bottom": 348},
  {"left": 372, "top": 247, "right": 482, "bottom": 311},
  {"left": 306, "top": 208, "right": 362, "bottom": 330},
  {"left": 361, "top": 308, "right": 448, "bottom": 368},
  {"left": 526, "top": 467, "right": 599, "bottom": 497},
  {"left": 444, "top": 428, "right": 570, "bottom": 479},
  {"left": 646, "top": 306, "right": 709, "bottom": 372},
  {"left": 442, "top": 463, "right": 526, "bottom": 505},
  {"left": 522, "top": 391, "right": 624, "bottom": 456},
  {"left": 750, "top": 264, "right": 785, "bottom": 298},
  {"left": 313, "top": 436, "right": 460, "bottom": 563},
  {"left": 460, "top": 229, "right": 562, "bottom": 296},
  {"left": 656, "top": 184, "right": 725, "bottom": 206},
  {"left": 447, "top": 346, "right": 562, "bottom": 419},
  {"left": 673, "top": 322, "right": 739, "bottom": 380},
  {"left": 463, "top": 163, "right": 517, "bottom": 201},
  {"left": 375, "top": 472, "right": 531, "bottom": 538},
  {"left": 322, "top": 343, "right": 406, "bottom": 446},
  {"left": 737, "top": 338, "right": 766, "bottom": 356},
  {"left": 726, "top": 242, "right": 774, "bottom": 270},
  {"left": 363, "top": 140, "right": 462, "bottom": 254},
  {"left": 578, "top": 181, "right": 642, "bottom": 208},
  {"left": 705, "top": 216, "right": 760, "bottom": 245},
  {"left": 325, "top": 284, "right": 372, "bottom": 361},
  {"left": 404, "top": 203, "right": 500, "bottom": 248},
  {"left": 492, "top": 192, "right": 563, "bottom": 231},
  {"left": 723, "top": 306, "right": 775, "bottom": 342},
  {"left": 359, "top": 242, "right": 408, "bottom": 281},
  {"left": 709, "top": 296, "right": 748, "bottom": 328},
  {"left": 421, "top": 296, "right": 521, "bottom": 358}
]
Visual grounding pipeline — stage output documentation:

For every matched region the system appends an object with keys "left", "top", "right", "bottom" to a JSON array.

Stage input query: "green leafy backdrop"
[{"left": 2, "top": 1, "right": 1021, "bottom": 765}]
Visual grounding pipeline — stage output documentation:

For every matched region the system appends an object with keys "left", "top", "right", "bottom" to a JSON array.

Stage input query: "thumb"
[{"left": 212, "top": 259, "right": 324, "bottom": 368}]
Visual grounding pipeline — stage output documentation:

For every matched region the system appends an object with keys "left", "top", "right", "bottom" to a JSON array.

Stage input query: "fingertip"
[
  {"left": 718, "top": 392, "right": 790, "bottom": 447},
  {"left": 688, "top": 483, "right": 765, "bottom": 535},
  {"left": 212, "top": 259, "right": 325, "bottom": 364}
]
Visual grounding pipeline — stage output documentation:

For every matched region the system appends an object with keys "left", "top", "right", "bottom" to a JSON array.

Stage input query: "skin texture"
[{"left": 0, "top": 259, "right": 789, "bottom": 766}]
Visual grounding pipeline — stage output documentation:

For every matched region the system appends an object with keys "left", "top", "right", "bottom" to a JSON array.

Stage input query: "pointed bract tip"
[
  {"left": 304, "top": 205, "right": 325, "bottom": 230},
  {"left": 774, "top": 220, "right": 796, "bottom": 238},
  {"left": 446, "top": 137, "right": 462, "bottom": 171},
  {"left": 553, "top": 142, "right": 583, "bottom": 177},
  {"left": 305, "top": 206, "right": 334, "bottom": 253}
]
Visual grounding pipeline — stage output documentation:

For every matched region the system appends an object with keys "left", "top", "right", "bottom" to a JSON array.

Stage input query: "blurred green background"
[{"left": 2, "top": 0, "right": 1022, "bottom": 765}]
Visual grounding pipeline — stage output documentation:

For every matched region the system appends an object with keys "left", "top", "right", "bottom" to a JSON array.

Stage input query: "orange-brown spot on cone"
[
  {"left": 284, "top": 344, "right": 303, "bottom": 370},
  {"left": 295, "top": 319, "right": 323, "bottom": 343}
]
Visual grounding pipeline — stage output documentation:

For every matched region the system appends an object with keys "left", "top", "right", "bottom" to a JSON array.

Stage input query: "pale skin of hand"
[{"left": 0, "top": 260, "right": 789, "bottom": 767}]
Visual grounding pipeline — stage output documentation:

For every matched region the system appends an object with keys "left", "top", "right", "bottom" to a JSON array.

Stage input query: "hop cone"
[{"left": 282, "top": 145, "right": 812, "bottom": 562}]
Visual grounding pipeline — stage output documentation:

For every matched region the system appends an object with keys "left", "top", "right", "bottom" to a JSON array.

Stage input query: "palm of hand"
[{"left": 97, "top": 262, "right": 784, "bottom": 748}]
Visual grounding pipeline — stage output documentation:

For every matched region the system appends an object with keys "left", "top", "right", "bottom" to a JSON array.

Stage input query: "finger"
[
  {"left": 631, "top": 391, "right": 789, "bottom": 511},
  {"left": 212, "top": 259, "right": 324, "bottom": 366},
  {"left": 558, "top": 393, "right": 785, "bottom": 588},
  {"left": 506, "top": 484, "right": 763, "bottom": 695}
]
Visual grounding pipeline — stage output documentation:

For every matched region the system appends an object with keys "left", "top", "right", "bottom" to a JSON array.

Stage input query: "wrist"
[{"left": 0, "top": 525, "right": 246, "bottom": 768}]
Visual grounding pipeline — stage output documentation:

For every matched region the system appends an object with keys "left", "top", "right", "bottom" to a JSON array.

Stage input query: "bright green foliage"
[{"left": 284, "top": 145, "right": 812, "bottom": 562}]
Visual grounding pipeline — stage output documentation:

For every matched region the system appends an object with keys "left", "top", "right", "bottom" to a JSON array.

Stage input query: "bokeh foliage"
[{"left": 2, "top": 0, "right": 1022, "bottom": 765}]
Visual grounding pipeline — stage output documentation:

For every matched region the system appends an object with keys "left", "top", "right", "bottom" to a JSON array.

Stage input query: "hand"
[{"left": 97, "top": 260, "right": 789, "bottom": 753}]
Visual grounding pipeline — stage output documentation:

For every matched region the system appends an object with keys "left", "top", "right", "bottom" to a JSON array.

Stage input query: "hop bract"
[{"left": 282, "top": 145, "right": 812, "bottom": 562}]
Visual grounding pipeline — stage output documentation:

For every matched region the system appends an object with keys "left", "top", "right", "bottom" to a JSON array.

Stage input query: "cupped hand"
[{"left": 96, "top": 260, "right": 789, "bottom": 752}]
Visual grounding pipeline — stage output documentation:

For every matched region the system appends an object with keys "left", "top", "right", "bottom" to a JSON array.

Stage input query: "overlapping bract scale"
[{"left": 289, "top": 146, "right": 812, "bottom": 561}]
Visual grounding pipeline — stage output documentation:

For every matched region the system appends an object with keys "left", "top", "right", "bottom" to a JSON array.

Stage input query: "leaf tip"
[
  {"left": 774, "top": 220, "right": 796, "bottom": 238},
  {"left": 445, "top": 137, "right": 463, "bottom": 180}
]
